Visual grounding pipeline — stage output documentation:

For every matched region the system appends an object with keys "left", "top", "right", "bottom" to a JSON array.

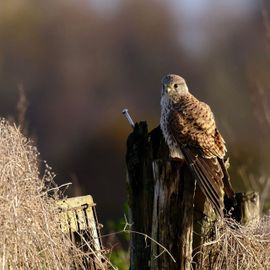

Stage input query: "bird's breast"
[{"left": 160, "top": 96, "right": 184, "bottom": 159}]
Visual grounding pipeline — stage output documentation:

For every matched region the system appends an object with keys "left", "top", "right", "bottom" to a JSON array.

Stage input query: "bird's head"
[{"left": 161, "top": 74, "right": 189, "bottom": 99}]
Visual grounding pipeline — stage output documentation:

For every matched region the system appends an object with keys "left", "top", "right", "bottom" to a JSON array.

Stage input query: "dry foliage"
[
  {"left": 0, "top": 119, "right": 103, "bottom": 269},
  {"left": 195, "top": 216, "right": 270, "bottom": 270}
]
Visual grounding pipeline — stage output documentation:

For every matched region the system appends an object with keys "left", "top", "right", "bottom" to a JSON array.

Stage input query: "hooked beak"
[{"left": 162, "top": 83, "right": 172, "bottom": 94}]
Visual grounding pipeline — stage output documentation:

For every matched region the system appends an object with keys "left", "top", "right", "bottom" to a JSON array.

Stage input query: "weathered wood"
[
  {"left": 151, "top": 160, "right": 194, "bottom": 270},
  {"left": 126, "top": 122, "right": 154, "bottom": 270},
  {"left": 126, "top": 122, "right": 195, "bottom": 270},
  {"left": 57, "top": 195, "right": 105, "bottom": 269},
  {"left": 225, "top": 191, "right": 260, "bottom": 225},
  {"left": 192, "top": 188, "right": 218, "bottom": 269}
]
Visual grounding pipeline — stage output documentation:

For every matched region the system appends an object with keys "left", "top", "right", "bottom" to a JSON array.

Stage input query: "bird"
[{"left": 160, "top": 74, "right": 235, "bottom": 217}]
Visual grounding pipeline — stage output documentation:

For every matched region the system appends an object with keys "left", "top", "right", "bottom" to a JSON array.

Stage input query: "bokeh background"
[{"left": 0, "top": 0, "right": 270, "bottom": 226}]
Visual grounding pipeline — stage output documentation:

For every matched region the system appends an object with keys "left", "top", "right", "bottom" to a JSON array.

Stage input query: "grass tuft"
[
  {"left": 0, "top": 118, "right": 97, "bottom": 269},
  {"left": 196, "top": 216, "right": 270, "bottom": 269}
]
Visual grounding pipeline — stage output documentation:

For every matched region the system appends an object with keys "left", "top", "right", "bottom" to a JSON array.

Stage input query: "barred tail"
[{"left": 181, "top": 146, "right": 226, "bottom": 217}]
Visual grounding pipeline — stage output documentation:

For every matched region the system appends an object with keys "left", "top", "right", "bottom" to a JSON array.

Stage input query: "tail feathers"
[
  {"left": 218, "top": 158, "right": 236, "bottom": 203},
  {"left": 181, "top": 147, "right": 225, "bottom": 217}
]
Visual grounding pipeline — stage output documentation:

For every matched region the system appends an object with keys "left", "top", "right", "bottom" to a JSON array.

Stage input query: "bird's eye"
[{"left": 173, "top": 84, "right": 178, "bottom": 89}]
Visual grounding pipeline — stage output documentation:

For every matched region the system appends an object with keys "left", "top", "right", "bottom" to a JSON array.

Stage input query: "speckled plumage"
[{"left": 160, "top": 74, "right": 234, "bottom": 217}]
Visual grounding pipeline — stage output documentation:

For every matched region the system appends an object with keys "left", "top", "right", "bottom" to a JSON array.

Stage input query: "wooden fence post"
[
  {"left": 126, "top": 122, "right": 261, "bottom": 270},
  {"left": 126, "top": 122, "right": 195, "bottom": 270},
  {"left": 150, "top": 160, "right": 195, "bottom": 269},
  {"left": 126, "top": 122, "right": 154, "bottom": 270}
]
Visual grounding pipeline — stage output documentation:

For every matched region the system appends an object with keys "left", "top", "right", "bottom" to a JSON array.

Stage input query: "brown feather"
[
  {"left": 181, "top": 147, "right": 224, "bottom": 217},
  {"left": 167, "top": 93, "right": 232, "bottom": 216},
  {"left": 160, "top": 74, "right": 235, "bottom": 217}
]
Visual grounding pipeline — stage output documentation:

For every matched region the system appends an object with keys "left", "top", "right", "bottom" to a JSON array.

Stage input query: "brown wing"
[
  {"left": 168, "top": 95, "right": 234, "bottom": 216},
  {"left": 169, "top": 95, "right": 226, "bottom": 158}
]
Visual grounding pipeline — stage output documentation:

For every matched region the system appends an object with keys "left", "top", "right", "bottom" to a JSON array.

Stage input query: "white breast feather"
[{"left": 160, "top": 95, "right": 184, "bottom": 159}]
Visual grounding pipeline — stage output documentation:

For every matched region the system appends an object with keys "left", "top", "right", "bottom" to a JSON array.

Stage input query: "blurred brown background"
[{"left": 0, "top": 0, "right": 270, "bottom": 224}]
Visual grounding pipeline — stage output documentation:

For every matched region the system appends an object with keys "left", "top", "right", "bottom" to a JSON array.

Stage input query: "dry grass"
[
  {"left": 0, "top": 118, "right": 103, "bottom": 269},
  {"left": 196, "top": 216, "right": 270, "bottom": 270}
]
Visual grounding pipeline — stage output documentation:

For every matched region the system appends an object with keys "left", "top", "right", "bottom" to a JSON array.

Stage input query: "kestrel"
[{"left": 160, "top": 74, "right": 235, "bottom": 217}]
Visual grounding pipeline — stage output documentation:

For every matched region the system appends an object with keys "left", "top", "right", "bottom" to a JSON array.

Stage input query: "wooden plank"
[
  {"left": 57, "top": 195, "right": 96, "bottom": 233},
  {"left": 57, "top": 195, "right": 104, "bottom": 268}
]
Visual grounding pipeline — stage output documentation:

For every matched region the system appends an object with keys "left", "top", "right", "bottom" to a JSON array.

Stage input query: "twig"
[
  {"left": 201, "top": 233, "right": 226, "bottom": 247},
  {"left": 100, "top": 214, "right": 176, "bottom": 263},
  {"left": 45, "top": 182, "right": 72, "bottom": 193},
  {"left": 80, "top": 235, "right": 118, "bottom": 270}
]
